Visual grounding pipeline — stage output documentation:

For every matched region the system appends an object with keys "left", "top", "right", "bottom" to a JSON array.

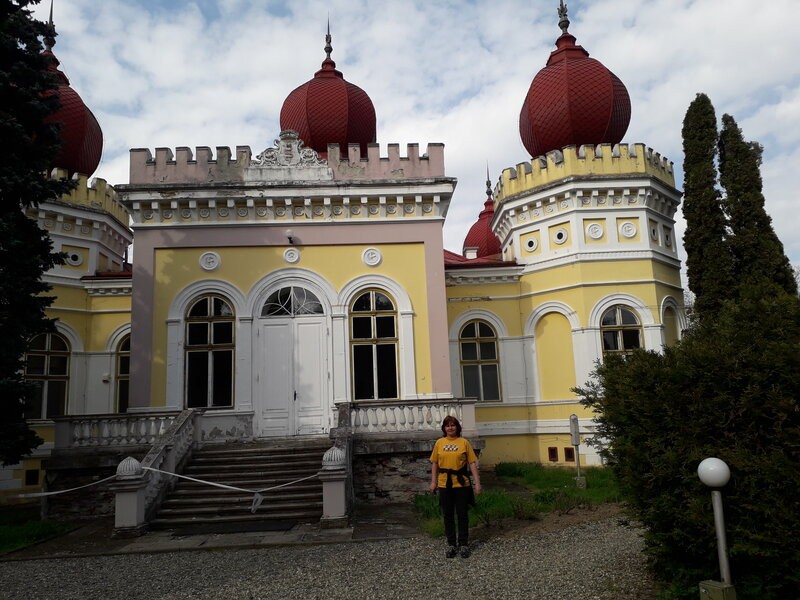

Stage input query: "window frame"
[
  {"left": 115, "top": 333, "right": 130, "bottom": 413},
  {"left": 23, "top": 332, "right": 70, "bottom": 420},
  {"left": 349, "top": 289, "right": 399, "bottom": 401},
  {"left": 458, "top": 319, "right": 502, "bottom": 402},
  {"left": 600, "top": 305, "right": 643, "bottom": 356}
]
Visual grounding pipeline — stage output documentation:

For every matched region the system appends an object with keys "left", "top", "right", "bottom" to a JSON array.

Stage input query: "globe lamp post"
[{"left": 697, "top": 457, "right": 732, "bottom": 586}]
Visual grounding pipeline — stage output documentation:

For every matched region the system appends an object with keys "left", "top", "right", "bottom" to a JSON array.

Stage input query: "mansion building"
[{"left": 2, "top": 8, "right": 684, "bottom": 501}]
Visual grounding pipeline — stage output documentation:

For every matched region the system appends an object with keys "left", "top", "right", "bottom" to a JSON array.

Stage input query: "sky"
[{"left": 31, "top": 0, "right": 800, "bottom": 267}]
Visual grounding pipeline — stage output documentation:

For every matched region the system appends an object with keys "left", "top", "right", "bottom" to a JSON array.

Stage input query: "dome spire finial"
[
  {"left": 558, "top": 0, "right": 570, "bottom": 35},
  {"left": 44, "top": 0, "right": 56, "bottom": 51},
  {"left": 324, "top": 17, "right": 333, "bottom": 60},
  {"left": 485, "top": 163, "right": 492, "bottom": 199}
]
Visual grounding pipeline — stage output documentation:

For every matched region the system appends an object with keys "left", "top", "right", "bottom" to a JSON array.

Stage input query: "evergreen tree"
[
  {"left": 718, "top": 114, "right": 797, "bottom": 296},
  {"left": 681, "top": 93, "right": 734, "bottom": 322},
  {"left": 0, "top": 1, "right": 74, "bottom": 465}
]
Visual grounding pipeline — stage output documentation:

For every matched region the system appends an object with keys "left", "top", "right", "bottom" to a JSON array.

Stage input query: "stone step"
[
  {"left": 190, "top": 452, "right": 323, "bottom": 464},
  {"left": 157, "top": 499, "right": 322, "bottom": 517},
  {"left": 149, "top": 510, "right": 321, "bottom": 529},
  {"left": 184, "top": 459, "right": 320, "bottom": 473},
  {"left": 162, "top": 491, "right": 321, "bottom": 507},
  {"left": 170, "top": 481, "right": 321, "bottom": 497}
]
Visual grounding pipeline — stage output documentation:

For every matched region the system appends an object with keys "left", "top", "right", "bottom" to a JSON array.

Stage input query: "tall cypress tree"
[
  {"left": 0, "top": 1, "right": 74, "bottom": 465},
  {"left": 681, "top": 93, "right": 734, "bottom": 321},
  {"left": 718, "top": 114, "right": 798, "bottom": 296}
]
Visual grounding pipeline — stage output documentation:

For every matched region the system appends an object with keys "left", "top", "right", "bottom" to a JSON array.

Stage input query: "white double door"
[{"left": 256, "top": 315, "right": 329, "bottom": 436}]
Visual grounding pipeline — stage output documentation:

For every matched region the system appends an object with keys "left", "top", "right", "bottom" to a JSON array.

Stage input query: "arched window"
[
  {"left": 601, "top": 305, "right": 643, "bottom": 355},
  {"left": 185, "top": 295, "right": 235, "bottom": 408},
  {"left": 23, "top": 332, "right": 70, "bottom": 419},
  {"left": 459, "top": 320, "right": 501, "bottom": 401},
  {"left": 116, "top": 334, "right": 130, "bottom": 413},
  {"left": 261, "top": 286, "right": 324, "bottom": 317},
  {"left": 350, "top": 290, "right": 398, "bottom": 400}
]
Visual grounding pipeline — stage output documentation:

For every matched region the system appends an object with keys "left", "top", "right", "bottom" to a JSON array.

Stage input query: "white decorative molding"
[
  {"left": 362, "top": 247, "right": 382, "bottom": 267},
  {"left": 525, "top": 238, "right": 538, "bottom": 252},
  {"left": 199, "top": 251, "right": 221, "bottom": 271},
  {"left": 553, "top": 227, "right": 569, "bottom": 245},
  {"left": 619, "top": 221, "right": 638, "bottom": 239},
  {"left": 283, "top": 248, "right": 300, "bottom": 264},
  {"left": 251, "top": 130, "right": 327, "bottom": 168},
  {"left": 586, "top": 223, "right": 604, "bottom": 240}
]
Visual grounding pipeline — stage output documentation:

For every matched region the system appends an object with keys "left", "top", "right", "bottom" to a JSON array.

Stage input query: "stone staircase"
[{"left": 150, "top": 439, "right": 329, "bottom": 532}]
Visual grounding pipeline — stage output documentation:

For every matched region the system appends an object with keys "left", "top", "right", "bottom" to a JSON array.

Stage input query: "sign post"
[{"left": 569, "top": 414, "right": 586, "bottom": 488}]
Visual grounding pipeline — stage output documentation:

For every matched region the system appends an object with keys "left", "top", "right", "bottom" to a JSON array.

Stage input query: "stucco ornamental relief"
[
  {"left": 650, "top": 226, "right": 659, "bottom": 241},
  {"left": 256, "top": 207, "right": 268, "bottom": 217},
  {"left": 181, "top": 209, "right": 192, "bottom": 219},
  {"left": 560, "top": 200, "right": 570, "bottom": 209},
  {"left": 275, "top": 207, "right": 286, "bottom": 217},
  {"left": 525, "top": 238, "right": 539, "bottom": 252},
  {"left": 619, "top": 221, "right": 638, "bottom": 239},
  {"left": 252, "top": 130, "right": 327, "bottom": 168},
  {"left": 422, "top": 204, "right": 433, "bottom": 214},
  {"left": 218, "top": 208, "right": 229, "bottom": 218},
  {"left": 143, "top": 210, "right": 154, "bottom": 220},
  {"left": 332, "top": 206, "right": 343, "bottom": 216},
  {"left": 553, "top": 228, "right": 569, "bottom": 245},
  {"left": 313, "top": 206, "right": 324, "bottom": 216},
  {"left": 293, "top": 207, "right": 305, "bottom": 217},
  {"left": 80, "top": 225, "right": 90, "bottom": 234},
  {"left": 404, "top": 204, "right": 415, "bottom": 214},
  {"left": 62, "top": 223, "right": 73, "bottom": 232},
  {"left": 284, "top": 248, "right": 301, "bottom": 264},
  {"left": 351, "top": 206, "right": 361, "bottom": 216},
  {"left": 238, "top": 207, "right": 249, "bottom": 217},
  {"left": 368, "top": 205, "right": 379, "bottom": 215},
  {"left": 586, "top": 223, "right": 604, "bottom": 240},
  {"left": 199, "top": 252, "right": 221, "bottom": 271},
  {"left": 162, "top": 209, "right": 173, "bottom": 219},
  {"left": 362, "top": 247, "right": 382, "bottom": 267},
  {"left": 387, "top": 205, "right": 397, "bottom": 214},
  {"left": 199, "top": 208, "right": 210, "bottom": 219}
]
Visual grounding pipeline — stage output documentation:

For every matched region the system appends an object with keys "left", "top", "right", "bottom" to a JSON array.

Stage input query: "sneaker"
[
  {"left": 446, "top": 545, "right": 458, "bottom": 559},
  {"left": 459, "top": 545, "right": 471, "bottom": 558}
]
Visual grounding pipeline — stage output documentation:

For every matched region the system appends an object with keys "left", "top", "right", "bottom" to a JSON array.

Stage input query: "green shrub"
[{"left": 0, "top": 505, "right": 71, "bottom": 554}]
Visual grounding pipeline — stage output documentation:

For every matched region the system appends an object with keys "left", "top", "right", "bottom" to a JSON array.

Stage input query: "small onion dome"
[
  {"left": 519, "top": 5, "right": 630, "bottom": 158},
  {"left": 280, "top": 27, "right": 376, "bottom": 158},
  {"left": 42, "top": 50, "right": 103, "bottom": 177},
  {"left": 463, "top": 175, "right": 502, "bottom": 259}
]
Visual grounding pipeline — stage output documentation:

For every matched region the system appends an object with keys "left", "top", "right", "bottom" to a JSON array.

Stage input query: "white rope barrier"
[{"left": 7, "top": 468, "right": 319, "bottom": 515}]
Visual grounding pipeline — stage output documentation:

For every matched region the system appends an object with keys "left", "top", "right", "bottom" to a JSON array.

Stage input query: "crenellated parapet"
[
  {"left": 128, "top": 133, "right": 447, "bottom": 186},
  {"left": 49, "top": 168, "right": 129, "bottom": 226},
  {"left": 495, "top": 143, "right": 675, "bottom": 202}
]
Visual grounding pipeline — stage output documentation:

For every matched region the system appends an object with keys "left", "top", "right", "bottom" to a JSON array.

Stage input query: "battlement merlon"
[
  {"left": 494, "top": 143, "right": 676, "bottom": 202},
  {"left": 128, "top": 142, "right": 446, "bottom": 185},
  {"left": 48, "top": 168, "right": 129, "bottom": 226}
]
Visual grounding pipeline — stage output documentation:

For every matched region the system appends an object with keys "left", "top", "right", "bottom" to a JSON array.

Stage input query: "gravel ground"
[{"left": 0, "top": 517, "right": 655, "bottom": 600}]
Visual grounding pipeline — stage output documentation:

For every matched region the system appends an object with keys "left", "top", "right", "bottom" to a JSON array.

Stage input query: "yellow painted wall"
[
  {"left": 480, "top": 433, "right": 584, "bottom": 466},
  {"left": 535, "top": 312, "right": 576, "bottom": 400},
  {"left": 150, "top": 243, "right": 432, "bottom": 405}
]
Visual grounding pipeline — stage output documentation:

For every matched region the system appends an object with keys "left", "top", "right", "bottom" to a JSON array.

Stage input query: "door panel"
[
  {"left": 294, "top": 318, "right": 326, "bottom": 434},
  {"left": 259, "top": 320, "right": 292, "bottom": 436}
]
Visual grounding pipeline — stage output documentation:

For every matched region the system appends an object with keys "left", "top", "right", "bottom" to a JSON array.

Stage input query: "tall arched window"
[
  {"left": 601, "top": 305, "right": 643, "bottom": 355},
  {"left": 350, "top": 289, "right": 398, "bottom": 400},
  {"left": 185, "top": 295, "right": 235, "bottom": 408},
  {"left": 459, "top": 319, "right": 501, "bottom": 401},
  {"left": 23, "top": 332, "right": 70, "bottom": 419},
  {"left": 116, "top": 334, "right": 130, "bottom": 413}
]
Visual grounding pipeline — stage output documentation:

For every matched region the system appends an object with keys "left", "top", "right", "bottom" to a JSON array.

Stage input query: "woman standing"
[{"left": 429, "top": 415, "right": 482, "bottom": 558}]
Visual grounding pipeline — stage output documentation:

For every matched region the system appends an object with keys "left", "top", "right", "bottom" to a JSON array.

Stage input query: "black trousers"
[{"left": 439, "top": 486, "right": 471, "bottom": 546}]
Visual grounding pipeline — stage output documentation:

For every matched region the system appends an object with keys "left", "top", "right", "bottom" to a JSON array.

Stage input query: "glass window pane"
[
  {"left": 353, "top": 292, "right": 371, "bottom": 312},
  {"left": 117, "top": 380, "right": 129, "bottom": 413},
  {"left": 118, "top": 356, "right": 130, "bottom": 376},
  {"left": 28, "top": 335, "right": 46, "bottom": 351},
  {"left": 462, "top": 365, "right": 480, "bottom": 400},
  {"left": 119, "top": 335, "right": 130, "bottom": 352},
  {"left": 353, "top": 345, "right": 374, "bottom": 400},
  {"left": 620, "top": 308, "right": 639, "bottom": 325},
  {"left": 602, "top": 331, "right": 619, "bottom": 351},
  {"left": 479, "top": 341, "right": 496, "bottom": 360},
  {"left": 186, "top": 352, "right": 209, "bottom": 407},
  {"left": 461, "top": 322, "right": 476, "bottom": 338},
  {"left": 187, "top": 323, "right": 208, "bottom": 346},
  {"left": 352, "top": 316, "right": 372, "bottom": 339},
  {"left": 49, "top": 334, "right": 69, "bottom": 352},
  {"left": 188, "top": 298, "right": 208, "bottom": 317},
  {"left": 481, "top": 364, "right": 500, "bottom": 401},
  {"left": 25, "top": 354, "right": 46, "bottom": 375},
  {"left": 46, "top": 381, "right": 67, "bottom": 418},
  {"left": 293, "top": 288, "right": 323, "bottom": 315},
  {"left": 213, "top": 322, "right": 233, "bottom": 344},
  {"left": 461, "top": 342, "right": 478, "bottom": 361},
  {"left": 48, "top": 355, "right": 68, "bottom": 376},
  {"left": 24, "top": 383, "right": 43, "bottom": 419},
  {"left": 478, "top": 322, "right": 494, "bottom": 338},
  {"left": 263, "top": 288, "right": 291, "bottom": 316},
  {"left": 374, "top": 292, "right": 394, "bottom": 311},
  {"left": 601, "top": 309, "right": 617, "bottom": 326},
  {"left": 622, "top": 329, "right": 641, "bottom": 350},
  {"left": 212, "top": 350, "right": 233, "bottom": 407},
  {"left": 375, "top": 316, "right": 395, "bottom": 339},
  {"left": 376, "top": 344, "right": 398, "bottom": 399},
  {"left": 213, "top": 297, "right": 233, "bottom": 317}
]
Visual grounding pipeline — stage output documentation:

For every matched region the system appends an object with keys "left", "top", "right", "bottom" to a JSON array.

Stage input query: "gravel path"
[{"left": 0, "top": 517, "right": 654, "bottom": 600}]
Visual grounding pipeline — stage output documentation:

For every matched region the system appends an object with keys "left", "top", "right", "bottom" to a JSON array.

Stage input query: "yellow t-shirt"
[{"left": 430, "top": 436, "right": 478, "bottom": 488}]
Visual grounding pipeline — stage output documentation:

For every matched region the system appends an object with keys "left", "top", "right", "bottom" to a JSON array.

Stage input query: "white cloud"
[{"left": 34, "top": 0, "right": 800, "bottom": 263}]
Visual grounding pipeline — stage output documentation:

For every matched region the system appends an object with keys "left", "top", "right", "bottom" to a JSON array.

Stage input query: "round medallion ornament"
[
  {"left": 332, "top": 206, "right": 343, "bottom": 216},
  {"left": 181, "top": 209, "right": 192, "bottom": 219},
  {"left": 65, "top": 251, "right": 83, "bottom": 266},
  {"left": 387, "top": 205, "right": 397, "bottom": 214},
  {"left": 362, "top": 247, "right": 382, "bottom": 267},
  {"left": 525, "top": 238, "right": 539, "bottom": 252},
  {"left": 560, "top": 200, "right": 569, "bottom": 209},
  {"left": 199, "top": 252, "right": 221, "bottom": 271},
  {"left": 199, "top": 208, "right": 210, "bottom": 218},
  {"left": 162, "top": 210, "right": 173, "bottom": 219},
  {"left": 284, "top": 248, "right": 300, "bottom": 264},
  {"left": 665, "top": 231, "right": 672, "bottom": 247},
  {"left": 404, "top": 204, "right": 415, "bottom": 214},
  {"left": 218, "top": 208, "right": 229, "bottom": 218},
  {"left": 351, "top": 206, "right": 361, "bottom": 216},
  {"left": 143, "top": 210, "right": 153, "bottom": 220},
  {"left": 586, "top": 223, "right": 604, "bottom": 240},
  {"left": 368, "top": 205, "right": 379, "bottom": 215},
  {"left": 313, "top": 206, "right": 324, "bottom": 216},
  {"left": 275, "top": 207, "right": 286, "bottom": 217},
  {"left": 256, "top": 207, "right": 268, "bottom": 217},
  {"left": 62, "top": 223, "right": 73, "bottom": 232},
  {"left": 553, "top": 228, "right": 569, "bottom": 245},
  {"left": 293, "top": 207, "right": 304, "bottom": 217},
  {"left": 650, "top": 226, "right": 659, "bottom": 241},
  {"left": 619, "top": 221, "right": 638, "bottom": 239},
  {"left": 238, "top": 207, "right": 249, "bottom": 217}
]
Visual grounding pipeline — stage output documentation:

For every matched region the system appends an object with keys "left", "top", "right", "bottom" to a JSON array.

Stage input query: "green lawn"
[
  {"left": 414, "top": 463, "right": 621, "bottom": 537},
  {"left": 0, "top": 505, "right": 72, "bottom": 554}
]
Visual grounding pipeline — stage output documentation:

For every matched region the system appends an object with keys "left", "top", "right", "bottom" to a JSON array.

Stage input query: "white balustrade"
[
  {"left": 59, "top": 412, "right": 181, "bottom": 448},
  {"left": 349, "top": 401, "right": 467, "bottom": 434}
]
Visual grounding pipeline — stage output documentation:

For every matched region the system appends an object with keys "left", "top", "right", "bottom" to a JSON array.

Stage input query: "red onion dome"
[
  {"left": 280, "top": 27, "right": 376, "bottom": 158},
  {"left": 463, "top": 174, "right": 502, "bottom": 258},
  {"left": 519, "top": 3, "right": 630, "bottom": 158},
  {"left": 42, "top": 50, "right": 103, "bottom": 177}
]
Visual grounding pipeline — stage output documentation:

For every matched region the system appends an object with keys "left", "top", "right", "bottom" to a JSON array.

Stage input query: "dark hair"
[{"left": 441, "top": 416, "right": 462, "bottom": 436}]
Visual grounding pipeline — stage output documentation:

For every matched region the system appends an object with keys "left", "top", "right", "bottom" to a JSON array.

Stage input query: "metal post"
[{"left": 711, "top": 490, "right": 732, "bottom": 585}]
